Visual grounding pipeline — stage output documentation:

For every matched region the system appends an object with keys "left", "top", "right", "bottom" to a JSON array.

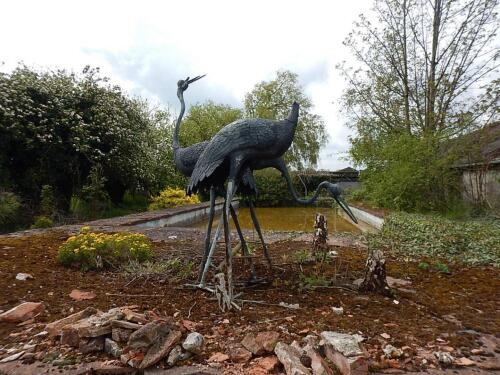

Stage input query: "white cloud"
[{"left": 0, "top": 0, "right": 372, "bottom": 170}]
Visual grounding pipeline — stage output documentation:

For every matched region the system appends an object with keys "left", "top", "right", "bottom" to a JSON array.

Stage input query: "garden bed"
[{"left": 0, "top": 229, "right": 498, "bottom": 374}]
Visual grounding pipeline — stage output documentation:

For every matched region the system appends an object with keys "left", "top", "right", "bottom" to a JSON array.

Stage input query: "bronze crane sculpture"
[
  {"left": 187, "top": 100, "right": 358, "bottom": 302},
  {"left": 172, "top": 75, "right": 272, "bottom": 283}
]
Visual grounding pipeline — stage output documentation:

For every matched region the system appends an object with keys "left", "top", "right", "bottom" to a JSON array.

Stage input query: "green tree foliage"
[
  {"left": 0, "top": 191, "right": 21, "bottom": 230},
  {"left": 148, "top": 109, "right": 187, "bottom": 189},
  {"left": 244, "top": 71, "right": 328, "bottom": 170},
  {"left": 179, "top": 101, "right": 243, "bottom": 146},
  {"left": 40, "top": 185, "right": 55, "bottom": 216},
  {"left": 352, "top": 133, "right": 460, "bottom": 211},
  {"left": 0, "top": 65, "right": 178, "bottom": 208},
  {"left": 253, "top": 169, "right": 289, "bottom": 206},
  {"left": 339, "top": 0, "right": 498, "bottom": 212},
  {"left": 80, "top": 164, "right": 111, "bottom": 216}
]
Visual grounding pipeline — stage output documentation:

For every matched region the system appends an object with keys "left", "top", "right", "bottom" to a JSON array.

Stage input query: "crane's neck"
[
  {"left": 286, "top": 103, "right": 299, "bottom": 125},
  {"left": 268, "top": 158, "right": 328, "bottom": 205},
  {"left": 278, "top": 103, "right": 300, "bottom": 153},
  {"left": 281, "top": 164, "right": 330, "bottom": 204},
  {"left": 173, "top": 91, "right": 185, "bottom": 151}
]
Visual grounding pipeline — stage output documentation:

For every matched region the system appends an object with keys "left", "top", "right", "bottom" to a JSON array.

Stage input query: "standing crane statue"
[
  {"left": 172, "top": 75, "right": 273, "bottom": 283},
  {"left": 187, "top": 100, "right": 358, "bottom": 307}
]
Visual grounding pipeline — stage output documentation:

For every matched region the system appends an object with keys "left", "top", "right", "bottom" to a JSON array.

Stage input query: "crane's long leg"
[
  {"left": 199, "top": 217, "right": 222, "bottom": 287},
  {"left": 223, "top": 179, "right": 237, "bottom": 304},
  {"left": 198, "top": 188, "right": 245, "bottom": 286},
  {"left": 248, "top": 200, "right": 272, "bottom": 268},
  {"left": 197, "top": 186, "right": 216, "bottom": 283},
  {"left": 229, "top": 204, "right": 256, "bottom": 280}
]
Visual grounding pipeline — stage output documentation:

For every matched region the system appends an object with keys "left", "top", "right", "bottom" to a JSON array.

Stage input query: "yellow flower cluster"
[
  {"left": 148, "top": 187, "right": 200, "bottom": 211},
  {"left": 58, "top": 227, "right": 153, "bottom": 270}
]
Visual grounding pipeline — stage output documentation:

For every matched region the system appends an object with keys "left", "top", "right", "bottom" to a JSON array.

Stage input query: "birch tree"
[{"left": 339, "top": 0, "right": 498, "bottom": 210}]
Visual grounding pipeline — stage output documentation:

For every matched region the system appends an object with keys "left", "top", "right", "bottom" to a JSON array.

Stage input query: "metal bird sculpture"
[
  {"left": 172, "top": 75, "right": 272, "bottom": 283},
  {"left": 187, "top": 101, "right": 358, "bottom": 301}
]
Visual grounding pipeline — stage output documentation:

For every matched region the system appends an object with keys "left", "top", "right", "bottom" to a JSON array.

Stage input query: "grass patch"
[
  {"left": 375, "top": 212, "right": 499, "bottom": 266},
  {"left": 293, "top": 249, "right": 314, "bottom": 264},
  {"left": 299, "top": 273, "right": 329, "bottom": 289},
  {"left": 123, "top": 257, "right": 196, "bottom": 282}
]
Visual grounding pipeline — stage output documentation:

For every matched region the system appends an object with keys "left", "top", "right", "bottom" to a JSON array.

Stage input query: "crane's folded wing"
[{"left": 187, "top": 119, "right": 277, "bottom": 193}]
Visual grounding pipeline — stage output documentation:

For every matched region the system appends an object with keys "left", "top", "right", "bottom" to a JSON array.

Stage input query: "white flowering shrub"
[{"left": 0, "top": 65, "right": 180, "bottom": 208}]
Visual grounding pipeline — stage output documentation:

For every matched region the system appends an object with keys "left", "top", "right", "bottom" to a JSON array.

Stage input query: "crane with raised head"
[{"left": 172, "top": 75, "right": 272, "bottom": 282}]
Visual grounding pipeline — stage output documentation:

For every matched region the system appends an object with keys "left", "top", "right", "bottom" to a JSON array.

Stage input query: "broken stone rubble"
[
  {"left": 1, "top": 305, "right": 201, "bottom": 371},
  {"left": 2, "top": 303, "right": 483, "bottom": 374},
  {"left": 242, "top": 331, "right": 280, "bottom": 355},
  {"left": 0, "top": 302, "right": 44, "bottom": 323},
  {"left": 270, "top": 332, "right": 371, "bottom": 375},
  {"left": 274, "top": 342, "right": 311, "bottom": 375},
  {"left": 383, "top": 344, "right": 403, "bottom": 359},
  {"left": 182, "top": 331, "right": 204, "bottom": 354},
  {"left": 320, "top": 331, "right": 364, "bottom": 357}
]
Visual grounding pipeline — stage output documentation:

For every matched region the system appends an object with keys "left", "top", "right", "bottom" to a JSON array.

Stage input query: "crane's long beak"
[
  {"left": 187, "top": 74, "right": 206, "bottom": 84},
  {"left": 334, "top": 195, "right": 358, "bottom": 224}
]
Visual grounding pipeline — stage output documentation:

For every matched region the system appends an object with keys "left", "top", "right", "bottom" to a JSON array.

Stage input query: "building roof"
[
  {"left": 334, "top": 166, "right": 358, "bottom": 173},
  {"left": 453, "top": 122, "right": 500, "bottom": 169}
]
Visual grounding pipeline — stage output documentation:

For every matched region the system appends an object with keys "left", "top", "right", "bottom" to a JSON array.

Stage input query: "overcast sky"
[{"left": 1, "top": 0, "right": 373, "bottom": 170}]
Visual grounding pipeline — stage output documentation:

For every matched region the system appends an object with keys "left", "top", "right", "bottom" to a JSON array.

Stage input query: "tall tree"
[
  {"left": 179, "top": 101, "right": 243, "bottom": 146},
  {"left": 339, "top": 0, "right": 498, "bottom": 211},
  {"left": 340, "top": 0, "right": 498, "bottom": 137},
  {"left": 244, "top": 70, "right": 328, "bottom": 170}
]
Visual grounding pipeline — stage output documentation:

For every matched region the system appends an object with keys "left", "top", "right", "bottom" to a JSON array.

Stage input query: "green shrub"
[
  {"left": 351, "top": 134, "right": 461, "bottom": 212},
  {"left": 40, "top": 185, "right": 56, "bottom": 216},
  {"left": 376, "top": 212, "right": 500, "bottom": 266},
  {"left": 31, "top": 216, "right": 53, "bottom": 229},
  {"left": 80, "top": 164, "right": 111, "bottom": 216},
  {"left": 253, "top": 169, "right": 289, "bottom": 206},
  {"left": 0, "top": 65, "right": 176, "bottom": 207},
  {"left": 294, "top": 249, "right": 313, "bottom": 264},
  {"left": 148, "top": 188, "right": 200, "bottom": 210},
  {"left": 418, "top": 262, "right": 430, "bottom": 270},
  {"left": 0, "top": 191, "right": 21, "bottom": 229},
  {"left": 58, "top": 226, "right": 153, "bottom": 270},
  {"left": 433, "top": 262, "right": 450, "bottom": 274},
  {"left": 299, "top": 273, "right": 329, "bottom": 289}
]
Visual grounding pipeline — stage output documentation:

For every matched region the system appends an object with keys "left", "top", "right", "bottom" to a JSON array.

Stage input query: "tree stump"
[
  {"left": 214, "top": 273, "right": 232, "bottom": 312},
  {"left": 312, "top": 213, "right": 328, "bottom": 261},
  {"left": 359, "top": 249, "right": 393, "bottom": 297}
]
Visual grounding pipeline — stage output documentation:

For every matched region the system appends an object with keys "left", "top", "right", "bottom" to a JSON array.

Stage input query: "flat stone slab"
[
  {"left": 0, "top": 302, "right": 44, "bottom": 323},
  {"left": 320, "top": 331, "right": 364, "bottom": 357},
  {"left": 46, "top": 307, "right": 97, "bottom": 336}
]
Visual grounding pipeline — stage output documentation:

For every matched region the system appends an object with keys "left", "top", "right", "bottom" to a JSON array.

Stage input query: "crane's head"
[
  {"left": 325, "top": 182, "right": 358, "bottom": 224},
  {"left": 177, "top": 74, "right": 206, "bottom": 96}
]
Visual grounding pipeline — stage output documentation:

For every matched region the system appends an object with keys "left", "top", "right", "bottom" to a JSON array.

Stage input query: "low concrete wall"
[
  {"left": 351, "top": 206, "right": 384, "bottom": 230},
  {"left": 338, "top": 205, "right": 384, "bottom": 232},
  {"left": 134, "top": 199, "right": 237, "bottom": 229},
  {"left": 76, "top": 199, "right": 238, "bottom": 229}
]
